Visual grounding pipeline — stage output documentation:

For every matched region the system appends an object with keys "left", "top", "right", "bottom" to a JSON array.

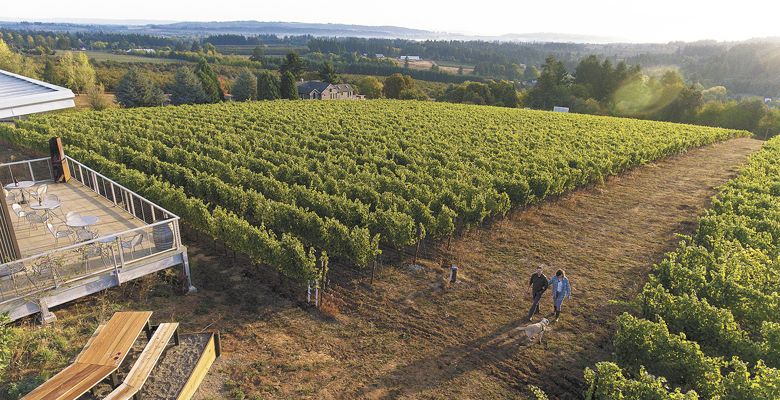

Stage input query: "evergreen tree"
[
  {"left": 194, "top": 58, "right": 223, "bottom": 103},
  {"left": 525, "top": 56, "right": 572, "bottom": 110},
  {"left": 280, "top": 71, "right": 299, "bottom": 100},
  {"left": 250, "top": 46, "right": 264, "bottom": 63},
  {"left": 232, "top": 68, "right": 258, "bottom": 101},
  {"left": 318, "top": 61, "right": 339, "bottom": 83},
  {"left": 279, "top": 52, "right": 304, "bottom": 79},
  {"left": 257, "top": 70, "right": 281, "bottom": 100},
  {"left": 116, "top": 67, "right": 166, "bottom": 108},
  {"left": 170, "top": 66, "right": 209, "bottom": 105}
]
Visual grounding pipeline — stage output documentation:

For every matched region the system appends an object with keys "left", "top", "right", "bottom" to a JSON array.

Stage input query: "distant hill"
[
  {"left": 148, "top": 21, "right": 434, "bottom": 39},
  {"left": 0, "top": 19, "right": 622, "bottom": 43}
]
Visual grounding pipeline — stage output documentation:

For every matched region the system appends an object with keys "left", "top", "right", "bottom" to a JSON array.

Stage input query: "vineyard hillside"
[{"left": 1, "top": 100, "right": 747, "bottom": 282}]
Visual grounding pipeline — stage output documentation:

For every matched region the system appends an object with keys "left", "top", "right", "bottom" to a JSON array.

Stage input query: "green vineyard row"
[
  {"left": 586, "top": 137, "right": 780, "bottom": 399},
  {"left": 3, "top": 100, "right": 746, "bottom": 280}
]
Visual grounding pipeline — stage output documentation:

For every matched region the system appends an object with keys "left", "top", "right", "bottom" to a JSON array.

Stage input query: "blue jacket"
[{"left": 548, "top": 276, "right": 571, "bottom": 299}]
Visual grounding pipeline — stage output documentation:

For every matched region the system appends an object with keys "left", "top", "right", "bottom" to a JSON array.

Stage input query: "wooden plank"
[
  {"left": 21, "top": 362, "right": 115, "bottom": 400},
  {"left": 71, "top": 323, "right": 105, "bottom": 363},
  {"left": 0, "top": 186, "right": 21, "bottom": 261},
  {"left": 103, "top": 322, "right": 179, "bottom": 400},
  {"left": 76, "top": 311, "right": 152, "bottom": 367},
  {"left": 176, "top": 334, "right": 217, "bottom": 400}
]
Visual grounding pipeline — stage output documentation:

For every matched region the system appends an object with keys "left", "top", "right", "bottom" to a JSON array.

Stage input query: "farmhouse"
[
  {"left": 297, "top": 81, "right": 364, "bottom": 100},
  {"left": 399, "top": 55, "right": 421, "bottom": 61}
]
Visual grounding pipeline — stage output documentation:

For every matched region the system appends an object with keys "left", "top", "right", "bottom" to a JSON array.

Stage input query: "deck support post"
[
  {"left": 38, "top": 299, "right": 57, "bottom": 325},
  {"left": 144, "top": 320, "right": 153, "bottom": 340},
  {"left": 181, "top": 252, "right": 197, "bottom": 294},
  {"left": 110, "top": 371, "right": 120, "bottom": 388}
]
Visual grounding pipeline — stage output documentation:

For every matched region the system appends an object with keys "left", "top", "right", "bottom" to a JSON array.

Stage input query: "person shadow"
[{"left": 359, "top": 317, "right": 547, "bottom": 399}]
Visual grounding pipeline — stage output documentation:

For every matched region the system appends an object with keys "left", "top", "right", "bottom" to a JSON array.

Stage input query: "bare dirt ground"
[{"left": 8, "top": 137, "right": 762, "bottom": 399}]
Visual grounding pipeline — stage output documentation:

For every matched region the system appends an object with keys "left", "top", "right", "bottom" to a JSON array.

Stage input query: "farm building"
[
  {"left": 297, "top": 81, "right": 364, "bottom": 100},
  {"left": 399, "top": 55, "right": 421, "bottom": 61}
]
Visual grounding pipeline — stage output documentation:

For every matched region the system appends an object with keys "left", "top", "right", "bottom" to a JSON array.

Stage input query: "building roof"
[
  {"left": 0, "top": 69, "right": 75, "bottom": 119},
  {"left": 297, "top": 81, "right": 331, "bottom": 95},
  {"left": 296, "top": 81, "right": 354, "bottom": 95}
]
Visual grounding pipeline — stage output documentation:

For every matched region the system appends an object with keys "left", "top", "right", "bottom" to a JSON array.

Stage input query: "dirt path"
[{"left": 13, "top": 138, "right": 762, "bottom": 400}]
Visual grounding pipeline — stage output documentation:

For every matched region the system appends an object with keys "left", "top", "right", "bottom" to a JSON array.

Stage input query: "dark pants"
[{"left": 527, "top": 291, "right": 544, "bottom": 320}]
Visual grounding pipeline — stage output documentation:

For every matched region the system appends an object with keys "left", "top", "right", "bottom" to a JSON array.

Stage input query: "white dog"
[{"left": 518, "top": 318, "right": 550, "bottom": 344}]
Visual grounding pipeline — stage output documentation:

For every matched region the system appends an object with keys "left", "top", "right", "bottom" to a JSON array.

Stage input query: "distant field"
[
  {"left": 391, "top": 58, "right": 475, "bottom": 75},
  {"left": 79, "top": 51, "right": 187, "bottom": 64},
  {"left": 73, "top": 93, "right": 118, "bottom": 110}
]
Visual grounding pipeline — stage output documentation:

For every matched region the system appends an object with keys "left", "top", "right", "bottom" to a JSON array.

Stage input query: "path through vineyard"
[{"left": 182, "top": 137, "right": 763, "bottom": 399}]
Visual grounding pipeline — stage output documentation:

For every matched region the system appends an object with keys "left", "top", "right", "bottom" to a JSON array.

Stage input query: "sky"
[{"left": 2, "top": 0, "right": 779, "bottom": 43}]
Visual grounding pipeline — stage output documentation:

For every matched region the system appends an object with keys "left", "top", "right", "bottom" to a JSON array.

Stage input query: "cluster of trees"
[
  {"left": 202, "top": 34, "right": 309, "bottom": 47},
  {"left": 41, "top": 52, "right": 97, "bottom": 92},
  {"left": 696, "top": 99, "right": 780, "bottom": 137},
  {"left": 0, "top": 29, "right": 178, "bottom": 53},
  {"left": 342, "top": 60, "right": 481, "bottom": 84},
  {"left": 307, "top": 37, "right": 583, "bottom": 67},
  {"left": 0, "top": 39, "right": 37, "bottom": 77},
  {"left": 2, "top": 38, "right": 111, "bottom": 110},
  {"left": 628, "top": 41, "right": 780, "bottom": 98},
  {"left": 351, "top": 74, "right": 428, "bottom": 100},
  {"left": 472, "top": 62, "right": 537, "bottom": 81},
  {"left": 116, "top": 58, "right": 224, "bottom": 107},
  {"left": 381, "top": 74, "right": 427, "bottom": 100},
  {"left": 439, "top": 80, "right": 520, "bottom": 108},
  {"left": 524, "top": 55, "right": 780, "bottom": 137}
]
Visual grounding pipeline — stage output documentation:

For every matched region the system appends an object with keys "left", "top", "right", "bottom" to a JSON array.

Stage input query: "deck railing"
[
  {"left": 0, "top": 157, "right": 54, "bottom": 184},
  {"left": 0, "top": 156, "right": 183, "bottom": 305}
]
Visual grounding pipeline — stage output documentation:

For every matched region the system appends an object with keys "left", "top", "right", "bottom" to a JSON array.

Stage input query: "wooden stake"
[{"left": 371, "top": 259, "right": 376, "bottom": 286}]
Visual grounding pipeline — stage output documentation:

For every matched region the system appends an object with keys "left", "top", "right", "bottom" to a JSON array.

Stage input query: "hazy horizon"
[{"left": 3, "top": 0, "right": 779, "bottom": 43}]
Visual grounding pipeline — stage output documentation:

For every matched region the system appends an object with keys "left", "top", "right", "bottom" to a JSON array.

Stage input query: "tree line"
[{"left": 522, "top": 55, "right": 780, "bottom": 136}]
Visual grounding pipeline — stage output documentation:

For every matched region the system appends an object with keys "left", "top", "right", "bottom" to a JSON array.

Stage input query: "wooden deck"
[{"left": 7, "top": 180, "right": 149, "bottom": 258}]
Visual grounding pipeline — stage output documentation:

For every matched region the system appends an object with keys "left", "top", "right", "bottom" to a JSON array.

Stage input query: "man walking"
[{"left": 526, "top": 265, "right": 549, "bottom": 322}]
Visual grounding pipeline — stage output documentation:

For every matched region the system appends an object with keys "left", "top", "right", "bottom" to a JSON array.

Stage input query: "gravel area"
[
  {"left": 78, "top": 332, "right": 212, "bottom": 399},
  {"left": 140, "top": 333, "right": 212, "bottom": 400}
]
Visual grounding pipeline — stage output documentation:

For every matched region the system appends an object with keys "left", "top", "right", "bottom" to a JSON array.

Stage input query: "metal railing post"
[
  {"left": 117, "top": 236, "right": 126, "bottom": 269},
  {"left": 130, "top": 194, "right": 137, "bottom": 219}
]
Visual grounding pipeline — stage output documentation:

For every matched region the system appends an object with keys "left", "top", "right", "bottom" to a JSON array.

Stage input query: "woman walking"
[{"left": 549, "top": 269, "right": 572, "bottom": 321}]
